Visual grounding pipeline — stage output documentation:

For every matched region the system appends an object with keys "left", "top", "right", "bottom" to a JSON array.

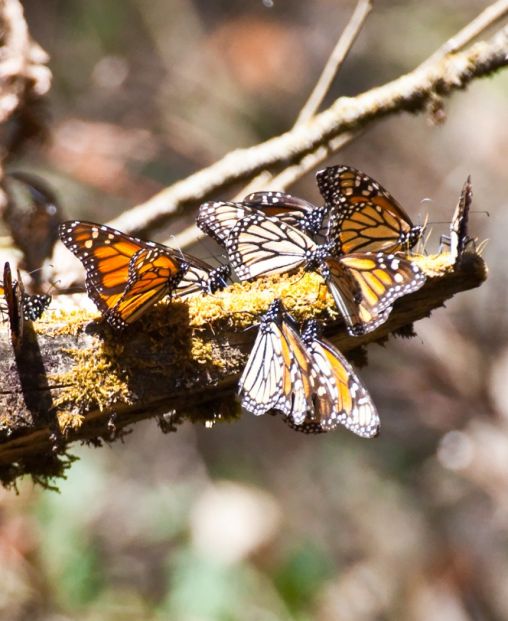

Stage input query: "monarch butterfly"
[
  {"left": 320, "top": 252, "right": 426, "bottom": 336},
  {"left": 225, "top": 212, "right": 426, "bottom": 335},
  {"left": 197, "top": 201, "right": 252, "bottom": 246},
  {"left": 284, "top": 319, "right": 379, "bottom": 438},
  {"left": 59, "top": 221, "right": 230, "bottom": 329},
  {"left": 316, "top": 165, "right": 423, "bottom": 255},
  {"left": 197, "top": 192, "right": 327, "bottom": 246},
  {"left": 239, "top": 302, "right": 379, "bottom": 437},
  {"left": 238, "top": 299, "right": 313, "bottom": 424},
  {"left": 441, "top": 176, "right": 473, "bottom": 265},
  {"left": 0, "top": 279, "right": 51, "bottom": 321},
  {"left": 1, "top": 263, "right": 23, "bottom": 347}
]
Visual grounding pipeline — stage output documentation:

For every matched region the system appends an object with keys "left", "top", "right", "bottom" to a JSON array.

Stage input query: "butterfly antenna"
[
  {"left": 166, "top": 234, "right": 187, "bottom": 262},
  {"left": 421, "top": 226, "right": 433, "bottom": 255},
  {"left": 470, "top": 209, "right": 490, "bottom": 218}
]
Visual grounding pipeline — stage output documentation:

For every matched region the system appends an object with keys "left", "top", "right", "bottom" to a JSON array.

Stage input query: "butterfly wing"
[
  {"left": 175, "top": 255, "right": 230, "bottom": 298},
  {"left": 196, "top": 202, "right": 252, "bottom": 246},
  {"left": 243, "top": 191, "right": 326, "bottom": 236},
  {"left": 59, "top": 221, "right": 151, "bottom": 294},
  {"left": 59, "top": 221, "right": 186, "bottom": 328},
  {"left": 238, "top": 309, "right": 287, "bottom": 416},
  {"left": 2, "top": 263, "right": 23, "bottom": 347},
  {"left": 226, "top": 213, "right": 317, "bottom": 280},
  {"left": 309, "top": 336, "right": 379, "bottom": 437},
  {"left": 316, "top": 165, "right": 422, "bottom": 254},
  {"left": 281, "top": 320, "right": 379, "bottom": 437},
  {"left": 446, "top": 176, "right": 473, "bottom": 264},
  {"left": 101, "top": 247, "right": 187, "bottom": 328},
  {"left": 278, "top": 317, "right": 314, "bottom": 424},
  {"left": 323, "top": 252, "right": 426, "bottom": 336}
]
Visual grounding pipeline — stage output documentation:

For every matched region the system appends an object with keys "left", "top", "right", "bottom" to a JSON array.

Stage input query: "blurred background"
[{"left": 1, "top": 0, "right": 508, "bottom": 619}]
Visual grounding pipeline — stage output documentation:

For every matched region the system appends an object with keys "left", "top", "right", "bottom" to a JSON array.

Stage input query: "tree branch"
[
  {"left": 165, "top": 0, "right": 372, "bottom": 251},
  {"left": 295, "top": 0, "right": 373, "bottom": 124},
  {"left": 105, "top": 24, "right": 508, "bottom": 239},
  {"left": 421, "top": 0, "right": 508, "bottom": 66}
]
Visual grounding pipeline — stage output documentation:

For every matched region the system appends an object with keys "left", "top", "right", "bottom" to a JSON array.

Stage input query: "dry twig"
[
  {"left": 104, "top": 20, "right": 508, "bottom": 239},
  {"left": 171, "top": 0, "right": 372, "bottom": 250}
]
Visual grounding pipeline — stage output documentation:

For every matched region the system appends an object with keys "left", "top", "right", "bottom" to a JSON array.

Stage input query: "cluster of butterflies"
[
  {"left": 3, "top": 165, "right": 434, "bottom": 438},
  {"left": 53, "top": 165, "right": 428, "bottom": 438}
]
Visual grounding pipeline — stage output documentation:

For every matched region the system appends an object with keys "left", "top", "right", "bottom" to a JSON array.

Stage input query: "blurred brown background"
[{"left": 1, "top": 0, "right": 508, "bottom": 619}]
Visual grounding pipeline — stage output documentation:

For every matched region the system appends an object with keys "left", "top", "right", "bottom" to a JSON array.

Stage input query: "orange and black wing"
[
  {"left": 101, "top": 247, "right": 187, "bottom": 329},
  {"left": 316, "top": 165, "right": 423, "bottom": 254},
  {"left": 278, "top": 314, "right": 314, "bottom": 424},
  {"left": 59, "top": 221, "right": 186, "bottom": 328},
  {"left": 285, "top": 319, "right": 380, "bottom": 438},
  {"left": 322, "top": 252, "right": 426, "bottom": 336}
]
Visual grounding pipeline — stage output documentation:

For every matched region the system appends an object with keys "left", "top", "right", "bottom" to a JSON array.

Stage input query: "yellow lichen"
[
  {"left": 56, "top": 410, "right": 85, "bottom": 433},
  {"left": 36, "top": 307, "right": 98, "bottom": 337},
  {"left": 191, "top": 336, "right": 218, "bottom": 366},
  {"left": 412, "top": 252, "right": 456, "bottom": 277},
  {"left": 51, "top": 341, "right": 133, "bottom": 415},
  {"left": 185, "top": 270, "right": 332, "bottom": 330},
  {"left": 40, "top": 251, "right": 473, "bottom": 425}
]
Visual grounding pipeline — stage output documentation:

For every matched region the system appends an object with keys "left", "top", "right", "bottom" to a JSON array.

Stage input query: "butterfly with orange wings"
[
  {"left": 59, "top": 221, "right": 230, "bottom": 329},
  {"left": 225, "top": 212, "right": 426, "bottom": 336},
  {"left": 316, "top": 165, "right": 424, "bottom": 255},
  {"left": 197, "top": 191, "right": 327, "bottom": 246},
  {"left": 238, "top": 301, "right": 379, "bottom": 438}
]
